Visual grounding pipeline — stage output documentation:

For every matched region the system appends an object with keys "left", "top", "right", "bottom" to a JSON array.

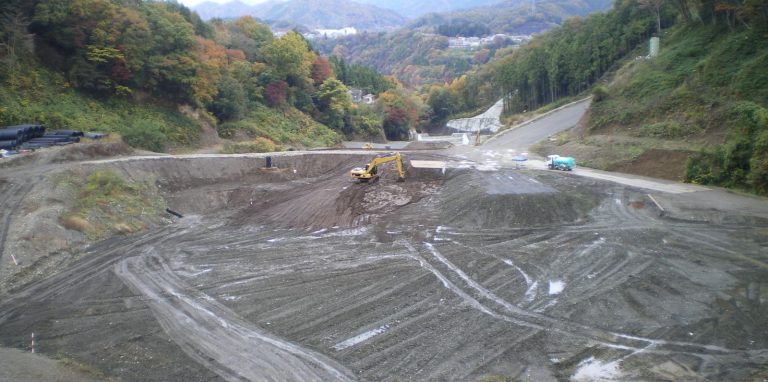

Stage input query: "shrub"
[
  {"left": 749, "top": 130, "right": 768, "bottom": 194},
  {"left": 592, "top": 85, "right": 609, "bottom": 102},
  {"left": 61, "top": 215, "right": 94, "bottom": 233},
  {"left": 684, "top": 153, "right": 716, "bottom": 184},
  {"left": 82, "top": 170, "right": 132, "bottom": 198},
  {"left": 724, "top": 101, "right": 768, "bottom": 135},
  {"left": 121, "top": 121, "right": 167, "bottom": 152}
]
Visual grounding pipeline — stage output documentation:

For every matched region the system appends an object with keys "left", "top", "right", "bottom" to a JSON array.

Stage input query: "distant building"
[
  {"left": 362, "top": 94, "right": 375, "bottom": 104},
  {"left": 448, "top": 34, "right": 532, "bottom": 49},
  {"left": 348, "top": 88, "right": 363, "bottom": 103},
  {"left": 303, "top": 27, "right": 357, "bottom": 40}
]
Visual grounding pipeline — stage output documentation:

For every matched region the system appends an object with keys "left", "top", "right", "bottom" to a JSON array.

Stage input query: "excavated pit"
[{"left": 1, "top": 152, "right": 767, "bottom": 382}]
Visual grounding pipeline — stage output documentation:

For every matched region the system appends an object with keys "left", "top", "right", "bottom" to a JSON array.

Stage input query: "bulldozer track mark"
[
  {"left": 416, "top": 241, "right": 765, "bottom": 358},
  {"left": 115, "top": 254, "right": 356, "bottom": 382},
  {"left": 0, "top": 180, "right": 33, "bottom": 266}
]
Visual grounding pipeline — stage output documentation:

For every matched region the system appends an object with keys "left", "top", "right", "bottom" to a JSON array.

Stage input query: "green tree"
[
  {"left": 345, "top": 105, "right": 383, "bottom": 137},
  {"left": 228, "top": 16, "right": 273, "bottom": 61},
  {"left": 315, "top": 78, "right": 351, "bottom": 131},
  {"left": 210, "top": 75, "right": 246, "bottom": 121},
  {"left": 261, "top": 31, "right": 312, "bottom": 86}
]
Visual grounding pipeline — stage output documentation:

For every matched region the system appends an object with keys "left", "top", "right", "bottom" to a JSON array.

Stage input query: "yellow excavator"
[{"left": 350, "top": 152, "right": 405, "bottom": 183}]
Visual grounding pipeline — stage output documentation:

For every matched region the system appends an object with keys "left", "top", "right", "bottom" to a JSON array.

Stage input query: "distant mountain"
[
  {"left": 257, "top": 0, "right": 406, "bottom": 29},
  {"left": 410, "top": 0, "right": 615, "bottom": 35},
  {"left": 193, "top": 0, "right": 257, "bottom": 20},
  {"left": 354, "top": 0, "right": 502, "bottom": 19},
  {"left": 193, "top": 0, "right": 407, "bottom": 30}
]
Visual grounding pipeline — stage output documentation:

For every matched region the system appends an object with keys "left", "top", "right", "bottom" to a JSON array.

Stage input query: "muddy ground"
[{"left": 1, "top": 148, "right": 767, "bottom": 381}]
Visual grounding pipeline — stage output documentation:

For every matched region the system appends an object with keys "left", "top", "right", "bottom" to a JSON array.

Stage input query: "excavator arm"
[{"left": 350, "top": 152, "right": 405, "bottom": 183}]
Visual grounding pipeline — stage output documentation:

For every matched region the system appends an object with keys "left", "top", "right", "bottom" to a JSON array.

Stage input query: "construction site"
[{"left": 1, "top": 103, "right": 767, "bottom": 381}]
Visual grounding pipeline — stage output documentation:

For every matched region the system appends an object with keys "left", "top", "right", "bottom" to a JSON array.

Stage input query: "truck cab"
[{"left": 546, "top": 155, "right": 575, "bottom": 171}]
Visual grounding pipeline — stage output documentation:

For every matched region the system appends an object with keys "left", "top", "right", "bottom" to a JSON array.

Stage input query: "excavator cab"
[{"left": 350, "top": 152, "right": 405, "bottom": 183}]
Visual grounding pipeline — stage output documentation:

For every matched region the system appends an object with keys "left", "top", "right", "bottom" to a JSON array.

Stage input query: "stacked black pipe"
[
  {"left": 23, "top": 129, "right": 83, "bottom": 149},
  {"left": 0, "top": 124, "right": 45, "bottom": 150}
]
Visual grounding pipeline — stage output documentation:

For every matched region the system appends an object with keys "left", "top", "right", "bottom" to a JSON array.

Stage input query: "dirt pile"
[
  {"left": 0, "top": 142, "right": 133, "bottom": 170},
  {"left": 436, "top": 170, "right": 602, "bottom": 228}
]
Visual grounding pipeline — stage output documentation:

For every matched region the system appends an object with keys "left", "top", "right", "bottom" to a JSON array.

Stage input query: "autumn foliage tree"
[
  {"left": 311, "top": 55, "right": 333, "bottom": 86},
  {"left": 16, "top": 0, "right": 398, "bottom": 148},
  {"left": 376, "top": 88, "right": 420, "bottom": 140}
]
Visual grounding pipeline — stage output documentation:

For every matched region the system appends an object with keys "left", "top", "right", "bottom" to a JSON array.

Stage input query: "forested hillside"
[
  {"left": 194, "top": 0, "right": 407, "bottom": 30},
  {"left": 0, "top": 0, "right": 417, "bottom": 152},
  {"left": 484, "top": 0, "right": 766, "bottom": 194},
  {"left": 355, "top": 0, "right": 501, "bottom": 19},
  {"left": 313, "top": 0, "right": 614, "bottom": 86},
  {"left": 410, "top": 0, "right": 614, "bottom": 35}
]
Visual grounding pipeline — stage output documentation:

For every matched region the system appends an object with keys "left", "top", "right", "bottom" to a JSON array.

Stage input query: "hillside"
[
  {"left": 0, "top": 0, "right": 413, "bottom": 152},
  {"left": 355, "top": 0, "right": 500, "bottom": 19},
  {"left": 538, "top": 23, "right": 767, "bottom": 194},
  {"left": 529, "top": 13, "right": 768, "bottom": 194},
  {"left": 193, "top": 0, "right": 407, "bottom": 30},
  {"left": 312, "top": 0, "right": 615, "bottom": 86},
  {"left": 410, "top": 0, "right": 615, "bottom": 35}
]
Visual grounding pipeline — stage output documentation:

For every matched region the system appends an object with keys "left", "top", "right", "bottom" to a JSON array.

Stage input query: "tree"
[
  {"left": 638, "top": 0, "right": 664, "bottom": 34},
  {"left": 315, "top": 78, "right": 351, "bottom": 130},
  {"left": 264, "top": 80, "right": 288, "bottom": 107},
  {"left": 210, "top": 75, "right": 246, "bottom": 121},
  {"left": 0, "top": 11, "right": 34, "bottom": 78},
  {"left": 191, "top": 36, "right": 227, "bottom": 106},
  {"left": 142, "top": 2, "right": 195, "bottom": 54},
  {"left": 427, "top": 85, "right": 452, "bottom": 123},
  {"left": 260, "top": 31, "right": 312, "bottom": 86},
  {"left": 232, "top": 16, "right": 273, "bottom": 47},
  {"left": 376, "top": 89, "right": 420, "bottom": 140},
  {"left": 228, "top": 16, "right": 273, "bottom": 61},
  {"left": 311, "top": 55, "right": 333, "bottom": 86},
  {"left": 345, "top": 105, "right": 383, "bottom": 137}
]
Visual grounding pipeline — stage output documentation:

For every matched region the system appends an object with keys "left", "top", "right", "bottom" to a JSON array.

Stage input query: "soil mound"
[
  {"left": 0, "top": 142, "right": 133, "bottom": 169},
  {"left": 437, "top": 170, "right": 601, "bottom": 228}
]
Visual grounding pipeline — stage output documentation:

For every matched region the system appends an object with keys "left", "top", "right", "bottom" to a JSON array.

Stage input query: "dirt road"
[{"left": 1, "top": 120, "right": 767, "bottom": 381}]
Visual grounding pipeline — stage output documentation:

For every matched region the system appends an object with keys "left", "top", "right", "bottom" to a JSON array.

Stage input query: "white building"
[{"left": 304, "top": 27, "right": 358, "bottom": 40}]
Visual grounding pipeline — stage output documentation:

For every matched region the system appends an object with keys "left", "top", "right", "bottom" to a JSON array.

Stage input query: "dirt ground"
[{"left": 1, "top": 146, "right": 767, "bottom": 381}]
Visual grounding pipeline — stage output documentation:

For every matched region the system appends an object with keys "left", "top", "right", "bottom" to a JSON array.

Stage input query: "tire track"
[
  {"left": 404, "top": 240, "right": 765, "bottom": 358},
  {"left": 0, "top": 179, "right": 33, "bottom": 266},
  {"left": 115, "top": 254, "right": 356, "bottom": 382},
  {"left": 0, "top": 226, "right": 176, "bottom": 324}
]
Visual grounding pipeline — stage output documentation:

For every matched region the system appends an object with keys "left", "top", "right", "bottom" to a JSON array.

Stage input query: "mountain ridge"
[{"left": 193, "top": 0, "right": 407, "bottom": 30}]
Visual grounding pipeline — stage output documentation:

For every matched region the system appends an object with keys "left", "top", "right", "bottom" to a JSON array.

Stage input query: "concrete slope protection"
[
  {"left": 1, "top": 144, "right": 767, "bottom": 379},
  {"left": 446, "top": 98, "right": 505, "bottom": 133}
]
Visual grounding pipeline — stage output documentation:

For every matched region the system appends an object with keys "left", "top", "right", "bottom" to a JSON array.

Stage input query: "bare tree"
[
  {"left": 638, "top": 0, "right": 664, "bottom": 34},
  {"left": 0, "top": 11, "right": 35, "bottom": 74}
]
